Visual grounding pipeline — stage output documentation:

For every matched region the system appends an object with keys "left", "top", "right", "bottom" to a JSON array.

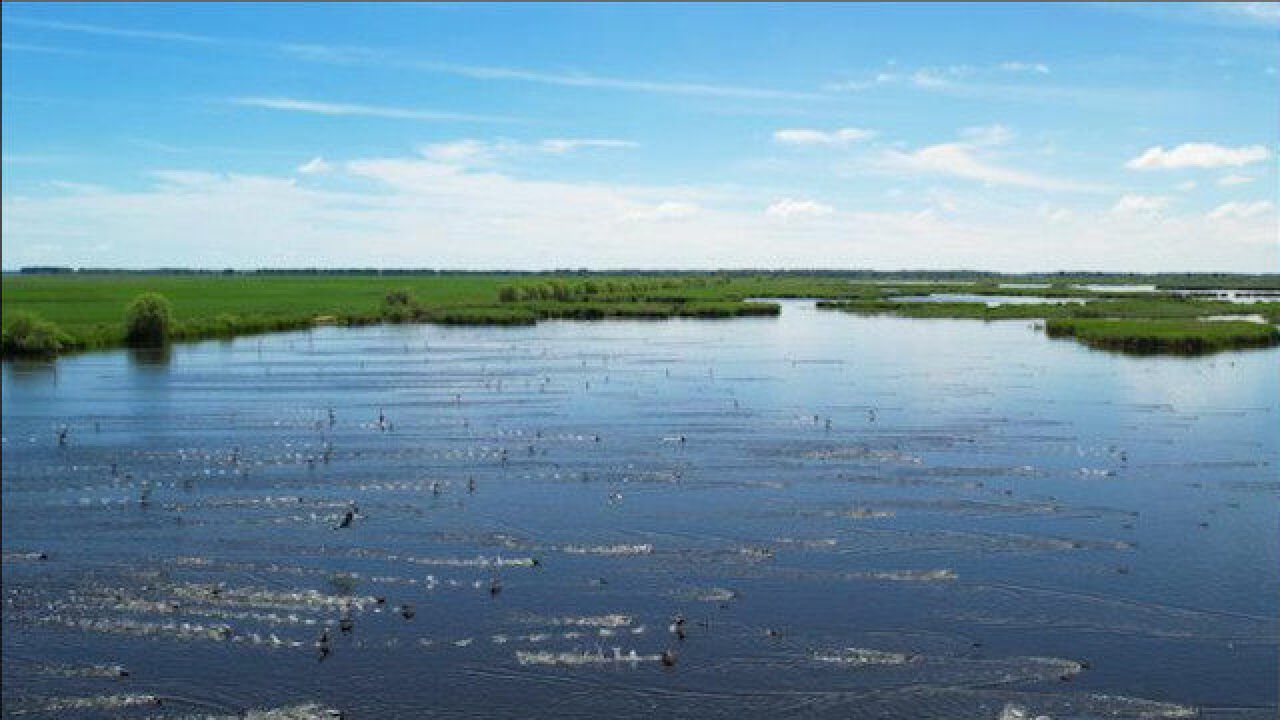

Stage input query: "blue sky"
[{"left": 2, "top": 2, "right": 1276, "bottom": 271}]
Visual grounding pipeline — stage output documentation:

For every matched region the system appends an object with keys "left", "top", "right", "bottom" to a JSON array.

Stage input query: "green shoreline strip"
[{"left": 3, "top": 273, "right": 1277, "bottom": 358}]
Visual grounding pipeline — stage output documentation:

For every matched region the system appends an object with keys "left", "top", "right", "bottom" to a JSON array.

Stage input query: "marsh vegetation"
[{"left": 2, "top": 272, "right": 1277, "bottom": 357}]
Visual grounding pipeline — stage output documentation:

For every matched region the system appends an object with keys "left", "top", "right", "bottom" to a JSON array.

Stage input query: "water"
[
  {"left": 894, "top": 294, "right": 1087, "bottom": 306},
  {"left": 1171, "top": 289, "right": 1280, "bottom": 304},
  {"left": 3, "top": 301, "right": 1277, "bottom": 719}
]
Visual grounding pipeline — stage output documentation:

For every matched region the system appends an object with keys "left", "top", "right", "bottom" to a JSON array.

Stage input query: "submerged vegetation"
[{"left": 1, "top": 271, "right": 1276, "bottom": 357}]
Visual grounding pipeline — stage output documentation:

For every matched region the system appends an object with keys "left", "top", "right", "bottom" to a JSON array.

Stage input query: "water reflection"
[
  {"left": 127, "top": 344, "right": 172, "bottom": 369},
  {"left": 2, "top": 356, "right": 59, "bottom": 385}
]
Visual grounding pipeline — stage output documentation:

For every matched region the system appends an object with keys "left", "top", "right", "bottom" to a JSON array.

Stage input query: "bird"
[
  {"left": 337, "top": 506, "right": 355, "bottom": 529},
  {"left": 671, "top": 613, "right": 687, "bottom": 641}
]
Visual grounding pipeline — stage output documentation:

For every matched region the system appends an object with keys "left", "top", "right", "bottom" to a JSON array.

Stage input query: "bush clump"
[
  {"left": 2, "top": 312, "right": 73, "bottom": 356},
  {"left": 124, "top": 293, "right": 175, "bottom": 346},
  {"left": 382, "top": 288, "right": 423, "bottom": 322}
]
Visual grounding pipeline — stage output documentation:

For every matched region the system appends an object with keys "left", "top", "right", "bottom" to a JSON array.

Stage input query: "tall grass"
[{"left": 1045, "top": 318, "right": 1280, "bottom": 354}]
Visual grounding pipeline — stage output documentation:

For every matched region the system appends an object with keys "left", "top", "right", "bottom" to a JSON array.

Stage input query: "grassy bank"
[
  {"left": 1045, "top": 318, "right": 1280, "bottom": 354},
  {"left": 818, "top": 297, "right": 1280, "bottom": 354},
  {"left": 3, "top": 272, "right": 1276, "bottom": 358},
  {"left": 818, "top": 297, "right": 1280, "bottom": 322},
  {"left": 1, "top": 274, "right": 785, "bottom": 357}
]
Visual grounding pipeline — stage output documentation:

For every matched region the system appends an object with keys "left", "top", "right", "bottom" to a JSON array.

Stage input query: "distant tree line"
[{"left": 13, "top": 266, "right": 1278, "bottom": 288}]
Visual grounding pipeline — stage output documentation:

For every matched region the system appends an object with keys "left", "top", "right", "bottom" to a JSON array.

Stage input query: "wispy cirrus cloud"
[
  {"left": 280, "top": 43, "right": 822, "bottom": 101},
  {"left": 1, "top": 41, "right": 91, "bottom": 56},
  {"left": 7, "top": 16, "right": 819, "bottom": 102},
  {"left": 230, "top": 97, "right": 516, "bottom": 124},
  {"left": 822, "top": 61, "right": 1175, "bottom": 108},
  {"left": 3, "top": 16, "right": 222, "bottom": 44}
]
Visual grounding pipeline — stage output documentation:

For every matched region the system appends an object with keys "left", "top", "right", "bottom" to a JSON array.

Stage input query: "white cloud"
[
  {"left": 773, "top": 128, "right": 876, "bottom": 146},
  {"left": 416, "top": 137, "right": 638, "bottom": 166},
  {"left": 1126, "top": 142, "right": 1272, "bottom": 170},
  {"left": 4, "top": 151, "right": 1275, "bottom": 272},
  {"left": 624, "top": 202, "right": 700, "bottom": 222},
  {"left": 540, "top": 138, "right": 638, "bottom": 153},
  {"left": 419, "top": 139, "right": 503, "bottom": 165},
  {"left": 882, "top": 142, "right": 1102, "bottom": 192},
  {"left": 910, "top": 69, "right": 951, "bottom": 88},
  {"left": 1217, "top": 174, "right": 1255, "bottom": 186},
  {"left": 1207, "top": 200, "right": 1275, "bottom": 220},
  {"left": 297, "top": 157, "right": 332, "bottom": 175},
  {"left": 765, "top": 198, "right": 834, "bottom": 218},
  {"left": 230, "top": 97, "right": 513, "bottom": 123},
  {"left": 1175, "top": 180, "right": 1197, "bottom": 191},
  {"left": 999, "top": 61, "right": 1050, "bottom": 74},
  {"left": 1111, "top": 194, "right": 1171, "bottom": 216}
]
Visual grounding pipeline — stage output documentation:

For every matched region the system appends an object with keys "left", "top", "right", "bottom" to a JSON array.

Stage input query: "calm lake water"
[{"left": 3, "top": 301, "right": 1277, "bottom": 719}]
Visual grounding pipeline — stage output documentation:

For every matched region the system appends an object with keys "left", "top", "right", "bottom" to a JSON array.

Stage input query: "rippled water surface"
[{"left": 3, "top": 302, "right": 1277, "bottom": 719}]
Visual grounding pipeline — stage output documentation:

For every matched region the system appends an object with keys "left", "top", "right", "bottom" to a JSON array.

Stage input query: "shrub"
[
  {"left": 124, "top": 293, "right": 174, "bottom": 345},
  {"left": 498, "top": 285, "right": 519, "bottom": 303},
  {"left": 382, "top": 288, "right": 422, "bottom": 322},
  {"left": 2, "top": 312, "right": 72, "bottom": 356}
]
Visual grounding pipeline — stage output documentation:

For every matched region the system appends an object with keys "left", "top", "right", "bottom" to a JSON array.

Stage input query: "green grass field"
[
  {"left": 817, "top": 297, "right": 1280, "bottom": 322},
  {"left": 3, "top": 272, "right": 1277, "bottom": 357},
  {"left": 817, "top": 296, "right": 1280, "bottom": 354},
  {"left": 1045, "top": 318, "right": 1280, "bottom": 354},
  {"left": 0, "top": 274, "right": 800, "bottom": 355}
]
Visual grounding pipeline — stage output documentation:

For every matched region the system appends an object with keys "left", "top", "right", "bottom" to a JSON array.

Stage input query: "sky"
[{"left": 1, "top": 2, "right": 1277, "bottom": 272}]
